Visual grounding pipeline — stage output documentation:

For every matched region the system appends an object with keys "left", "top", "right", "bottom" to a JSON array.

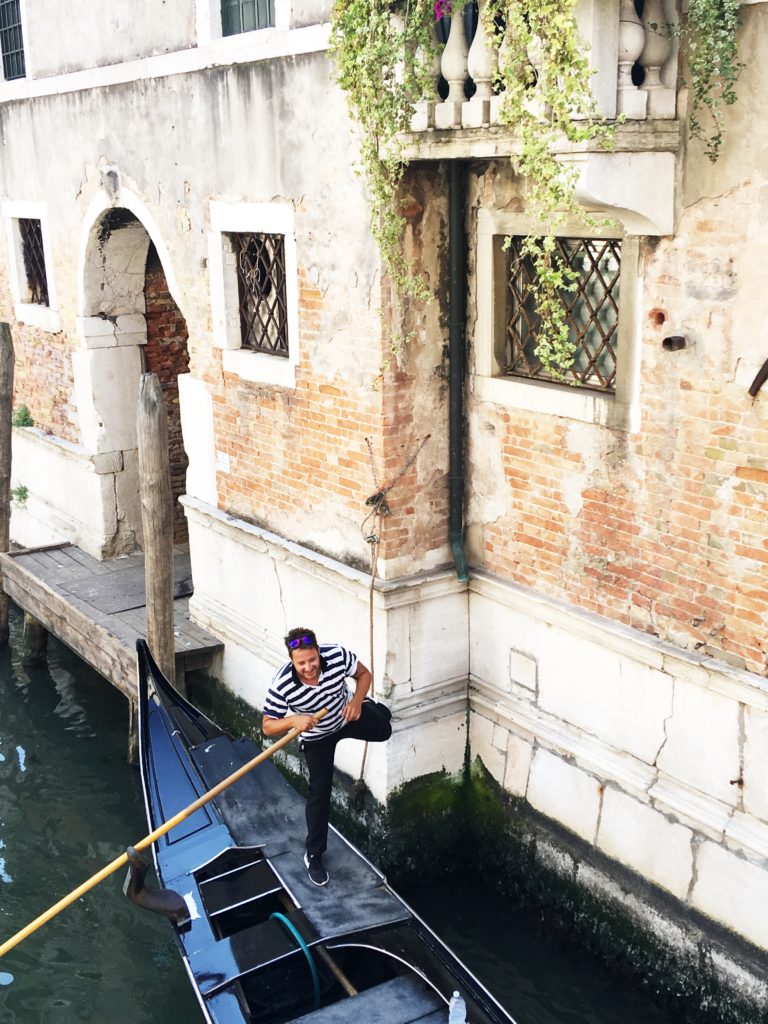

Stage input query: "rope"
[{"left": 355, "top": 434, "right": 430, "bottom": 791}]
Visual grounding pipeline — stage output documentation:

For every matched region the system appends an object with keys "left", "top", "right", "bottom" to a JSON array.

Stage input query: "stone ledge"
[
  {"left": 471, "top": 569, "right": 768, "bottom": 711},
  {"left": 470, "top": 682, "right": 768, "bottom": 865},
  {"left": 182, "top": 495, "right": 467, "bottom": 606}
]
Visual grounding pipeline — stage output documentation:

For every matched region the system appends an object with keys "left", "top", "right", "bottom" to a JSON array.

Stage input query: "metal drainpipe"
[{"left": 448, "top": 161, "right": 469, "bottom": 583}]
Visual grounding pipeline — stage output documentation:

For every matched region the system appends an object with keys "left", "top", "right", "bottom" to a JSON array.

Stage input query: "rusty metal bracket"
[{"left": 748, "top": 358, "right": 768, "bottom": 397}]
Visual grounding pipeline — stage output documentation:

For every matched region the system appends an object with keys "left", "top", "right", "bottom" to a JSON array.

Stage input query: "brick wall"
[
  {"left": 471, "top": 185, "right": 768, "bottom": 676},
  {"left": 0, "top": 260, "right": 78, "bottom": 442},
  {"left": 203, "top": 186, "right": 451, "bottom": 580},
  {"left": 144, "top": 243, "right": 190, "bottom": 546},
  {"left": 208, "top": 346, "right": 386, "bottom": 570},
  {"left": 11, "top": 324, "right": 78, "bottom": 441}
]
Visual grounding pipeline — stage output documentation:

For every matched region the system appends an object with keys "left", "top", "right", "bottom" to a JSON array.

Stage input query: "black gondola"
[{"left": 132, "top": 640, "right": 517, "bottom": 1024}]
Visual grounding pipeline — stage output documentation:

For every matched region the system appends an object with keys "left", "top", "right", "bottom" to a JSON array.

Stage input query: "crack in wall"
[
  {"left": 652, "top": 675, "right": 676, "bottom": 769},
  {"left": 593, "top": 778, "right": 608, "bottom": 846},
  {"left": 735, "top": 702, "right": 746, "bottom": 814},
  {"left": 270, "top": 554, "right": 287, "bottom": 634},
  {"left": 686, "top": 833, "right": 703, "bottom": 903}
]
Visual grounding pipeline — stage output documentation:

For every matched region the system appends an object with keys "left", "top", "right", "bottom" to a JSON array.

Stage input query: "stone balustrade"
[{"left": 411, "top": 0, "right": 679, "bottom": 132}]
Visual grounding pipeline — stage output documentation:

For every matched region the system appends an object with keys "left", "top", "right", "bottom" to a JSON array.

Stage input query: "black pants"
[{"left": 302, "top": 700, "right": 392, "bottom": 857}]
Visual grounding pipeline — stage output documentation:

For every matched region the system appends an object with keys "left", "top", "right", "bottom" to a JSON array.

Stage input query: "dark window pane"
[
  {"left": 18, "top": 219, "right": 49, "bottom": 306},
  {"left": 229, "top": 232, "right": 289, "bottom": 357},
  {"left": 220, "top": 0, "right": 273, "bottom": 35},
  {"left": 504, "top": 236, "right": 621, "bottom": 393},
  {"left": 0, "top": 0, "right": 25, "bottom": 80}
]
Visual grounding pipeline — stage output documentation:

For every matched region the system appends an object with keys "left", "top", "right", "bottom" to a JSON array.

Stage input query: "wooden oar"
[{"left": 0, "top": 710, "right": 326, "bottom": 958}]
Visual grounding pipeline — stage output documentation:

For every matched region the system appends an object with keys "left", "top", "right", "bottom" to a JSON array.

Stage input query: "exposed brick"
[{"left": 144, "top": 243, "right": 190, "bottom": 546}]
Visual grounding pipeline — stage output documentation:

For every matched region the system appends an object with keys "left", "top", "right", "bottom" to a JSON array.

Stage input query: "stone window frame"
[
  {"left": 208, "top": 199, "right": 299, "bottom": 388},
  {"left": 2, "top": 199, "right": 60, "bottom": 333},
  {"left": 473, "top": 208, "right": 642, "bottom": 433}
]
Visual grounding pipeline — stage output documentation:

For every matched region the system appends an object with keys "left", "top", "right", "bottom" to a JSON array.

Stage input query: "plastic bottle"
[{"left": 448, "top": 990, "right": 467, "bottom": 1024}]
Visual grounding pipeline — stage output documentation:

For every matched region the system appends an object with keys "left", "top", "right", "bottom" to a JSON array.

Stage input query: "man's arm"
[
  {"left": 341, "top": 661, "right": 372, "bottom": 722},
  {"left": 263, "top": 713, "right": 321, "bottom": 737}
]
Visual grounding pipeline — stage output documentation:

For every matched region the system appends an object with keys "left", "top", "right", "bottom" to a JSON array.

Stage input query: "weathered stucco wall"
[
  {"left": 24, "top": 1, "right": 196, "bottom": 78},
  {"left": 0, "top": 53, "right": 402, "bottom": 563}
]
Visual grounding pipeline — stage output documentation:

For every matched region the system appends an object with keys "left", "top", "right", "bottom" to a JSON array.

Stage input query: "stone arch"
[{"left": 74, "top": 192, "right": 190, "bottom": 552}]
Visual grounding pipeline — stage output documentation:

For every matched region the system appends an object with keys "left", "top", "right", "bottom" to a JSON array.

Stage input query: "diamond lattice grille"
[
  {"left": 19, "top": 218, "right": 49, "bottom": 306},
  {"left": 505, "top": 237, "right": 621, "bottom": 392},
  {"left": 231, "top": 232, "right": 289, "bottom": 357}
]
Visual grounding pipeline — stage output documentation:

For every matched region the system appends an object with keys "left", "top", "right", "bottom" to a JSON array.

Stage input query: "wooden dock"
[{"left": 0, "top": 543, "right": 223, "bottom": 698}]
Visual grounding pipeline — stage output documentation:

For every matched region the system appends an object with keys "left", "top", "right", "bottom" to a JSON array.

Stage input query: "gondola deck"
[{"left": 135, "top": 641, "right": 516, "bottom": 1024}]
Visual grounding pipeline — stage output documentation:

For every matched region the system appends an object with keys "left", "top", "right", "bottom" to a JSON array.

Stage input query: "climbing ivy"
[
  {"left": 677, "top": 0, "right": 743, "bottom": 161},
  {"left": 330, "top": 0, "right": 437, "bottom": 303},
  {"left": 329, "top": 0, "right": 742, "bottom": 373},
  {"left": 484, "top": 0, "right": 612, "bottom": 376}
]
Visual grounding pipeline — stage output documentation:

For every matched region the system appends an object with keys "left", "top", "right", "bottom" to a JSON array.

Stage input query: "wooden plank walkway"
[{"left": 0, "top": 543, "right": 223, "bottom": 698}]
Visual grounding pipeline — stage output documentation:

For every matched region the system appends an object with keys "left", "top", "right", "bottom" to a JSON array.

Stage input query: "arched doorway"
[{"left": 77, "top": 204, "right": 191, "bottom": 554}]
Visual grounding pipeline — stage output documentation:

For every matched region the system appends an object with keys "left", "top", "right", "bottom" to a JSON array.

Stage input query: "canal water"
[{"left": 0, "top": 606, "right": 686, "bottom": 1024}]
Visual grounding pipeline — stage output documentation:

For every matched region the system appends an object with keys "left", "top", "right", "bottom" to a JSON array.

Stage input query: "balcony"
[{"left": 401, "top": 0, "right": 681, "bottom": 235}]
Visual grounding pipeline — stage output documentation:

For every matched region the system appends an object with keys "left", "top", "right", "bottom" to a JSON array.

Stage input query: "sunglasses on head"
[{"left": 288, "top": 636, "right": 315, "bottom": 649}]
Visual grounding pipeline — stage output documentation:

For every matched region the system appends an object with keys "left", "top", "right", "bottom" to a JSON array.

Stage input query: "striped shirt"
[{"left": 263, "top": 644, "right": 358, "bottom": 743}]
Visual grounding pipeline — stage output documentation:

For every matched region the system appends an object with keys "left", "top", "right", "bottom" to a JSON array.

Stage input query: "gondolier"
[{"left": 263, "top": 626, "right": 392, "bottom": 887}]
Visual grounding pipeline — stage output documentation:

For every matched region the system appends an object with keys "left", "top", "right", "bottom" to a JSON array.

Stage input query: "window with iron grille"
[
  {"left": 18, "top": 219, "right": 49, "bottom": 306},
  {"left": 504, "top": 237, "right": 621, "bottom": 393},
  {"left": 221, "top": 0, "right": 274, "bottom": 35},
  {"left": 0, "top": 0, "right": 25, "bottom": 80},
  {"left": 229, "top": 232, "right": 288, "bottom": 357}
]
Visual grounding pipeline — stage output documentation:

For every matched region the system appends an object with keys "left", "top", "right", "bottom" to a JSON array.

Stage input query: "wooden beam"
[
  {"left": 0, "top": 323, "right": 14, "bottom": 648},
  {"left": 1, "top": 560, "right": 136, "bottom": 695},
  {"left": 137, "top": 374, "right": 177, "bottom": 688},
  {"left": 22, "top": 612, "right": 47, "bottom": 665}
]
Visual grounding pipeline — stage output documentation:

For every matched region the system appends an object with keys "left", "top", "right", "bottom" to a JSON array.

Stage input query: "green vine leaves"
[
  {"left": 330, "top": 0, "right": 438, "bottom": 305},
  {"left": 330, "top": 0, "right": 743, "bottom": 376},
  {"left": 485, "top": 0, "right": 613, "bottom": 378},
  {"left": 678, "top": 0, "right": 743, "bottom": 162}
]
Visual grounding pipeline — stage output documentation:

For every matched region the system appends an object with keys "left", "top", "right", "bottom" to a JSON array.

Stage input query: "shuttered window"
[
  {"left": 0, "top": 0, "right": 25, "bottom": 80},
  {"left": 221, "top": 0, "right": 274, "bottom": 35}
]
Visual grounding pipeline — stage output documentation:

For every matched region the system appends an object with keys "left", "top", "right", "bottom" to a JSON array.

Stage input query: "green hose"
[{"left": 270, "top": 911, "right": 321, "bottom": 1010}]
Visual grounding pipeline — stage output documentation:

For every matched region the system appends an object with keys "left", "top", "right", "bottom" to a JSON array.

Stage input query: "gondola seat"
[{"left": 290, "top": 973, "right": 445, "bottom": 1023}]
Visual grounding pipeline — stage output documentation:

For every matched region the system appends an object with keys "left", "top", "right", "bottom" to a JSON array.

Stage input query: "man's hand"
[
  {"left": 263, "top": 713, "right": 320, "bottom": 737},
  {"left": 342, "top": 698, "right": 363, "bottom": 723},
  {"left": 294, "top": 713, "right": 322, "bottom": 732}
]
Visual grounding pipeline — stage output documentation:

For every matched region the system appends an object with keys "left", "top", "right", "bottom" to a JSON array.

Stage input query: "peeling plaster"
[{"left": 466, "top": 406, "right": 508, "bottom": 527}]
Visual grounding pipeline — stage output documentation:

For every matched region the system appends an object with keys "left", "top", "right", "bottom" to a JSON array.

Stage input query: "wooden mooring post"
[
  {"left": 135, "top": 373, "right": 178, "bottom": 761},
  {"left": 0, "top": 322, "right": 14, "bottom": 648}
]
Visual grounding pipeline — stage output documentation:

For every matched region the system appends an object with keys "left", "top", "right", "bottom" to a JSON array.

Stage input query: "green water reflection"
[{"left": 0, "top": 608, "right": 200, "bottom": 1023}]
